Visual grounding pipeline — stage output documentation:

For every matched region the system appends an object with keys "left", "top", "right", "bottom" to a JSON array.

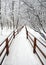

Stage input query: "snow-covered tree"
[{"left": 0, "top": 0, "right": 46, "bottom": 39}]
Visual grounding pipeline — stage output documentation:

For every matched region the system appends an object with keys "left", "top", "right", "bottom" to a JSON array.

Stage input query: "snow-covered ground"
[
  {"left": 0, "top": 26, "right": 46, "bottom": 65},
  {"left": 26, "top": 26, "right": 46, "bottom": 65},
  {"left": 0, "top": 27, "right": 13, "bottom": 64},
  {"left": 26, "top": 26, "right": 46, "bottom": 45},
  {"left": 0, "top": 26, "right": 45, "bottom": 65},
  {"left": 0, "top": 27, "right": 13, "bottom": 51},
  {"left": 0, "top": 27, "right": 13, "bottom": 44}
]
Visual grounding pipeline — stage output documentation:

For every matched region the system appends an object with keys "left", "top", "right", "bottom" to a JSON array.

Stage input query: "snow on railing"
[
  {"left": 25, "top": 26, "right": 46, "bottom": 65},
  {"left": 0, "top": 25, "right": 24, "bottom": 65}
]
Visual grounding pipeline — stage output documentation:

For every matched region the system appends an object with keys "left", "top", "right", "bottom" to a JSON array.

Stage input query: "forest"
[{"left": 0, "top": 0, "right": 46, "bottom": 40}]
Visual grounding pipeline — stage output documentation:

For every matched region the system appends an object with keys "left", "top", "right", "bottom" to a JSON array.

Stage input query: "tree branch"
[{"left": 38, "top": 0, "right": 46, "bottom": 9}]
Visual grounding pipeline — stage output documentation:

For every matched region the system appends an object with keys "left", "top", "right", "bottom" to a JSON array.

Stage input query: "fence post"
[
  {"left": 6, "top": 38, "right": 9, "bottom": 56},
  {"left": 33, "top": 37, "right": 36, "bottom": 53},
  {"left": 13, "top": 31, "right": 15, "bottom": 38},
  {"left": 25, "top": 27, "right": 28, "bottom": 39}
]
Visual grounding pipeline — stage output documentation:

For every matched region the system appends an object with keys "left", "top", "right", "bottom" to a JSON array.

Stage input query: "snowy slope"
[
  {"left": 0, "top": 27, "right": 13, "bottom": 64},
  {"left": 0, "top": 27, "right": 13, "bottom": 44},
  {"left": 26, "top": 26, "right": 46, "bottom": 45},
  {"left": 26, "top": 26, "right": 46, "bottom": 65},
  {"left": 0, "top": 27, "right": 13, "bottom": 52}
]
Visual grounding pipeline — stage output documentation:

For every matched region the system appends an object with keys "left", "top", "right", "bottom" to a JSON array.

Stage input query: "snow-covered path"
[{"left": 2, "top": 27, "right": 42, "bottom": 65}]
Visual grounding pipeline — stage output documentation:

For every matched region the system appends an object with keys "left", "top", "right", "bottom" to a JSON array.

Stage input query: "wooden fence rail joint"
[
  {"left": 13, "top": 31, "right": 15, "bottom": 38},
  {"left": 6, "top": 38, "right": 9, "bottom": 56},
  {"left": 33, "top": 37, "right": 36, "bottom": 53}
]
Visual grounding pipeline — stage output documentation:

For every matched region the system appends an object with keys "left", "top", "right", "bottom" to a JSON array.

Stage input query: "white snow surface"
[
  {"left": 0, "top": 27, "right": 13, "bottom": 44},
  {"left": 0, "top": 26, "right": 46, "bottom": 65},
  {"left": 27, "top": 26, "right": 46, "bottom": 45},
  {"left": 2, "top": 27, "right": 44, "bottom": 65}
]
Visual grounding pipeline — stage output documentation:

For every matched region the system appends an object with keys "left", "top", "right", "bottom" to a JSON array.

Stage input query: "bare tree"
[
  {"left": 12, "top": 1, "right": 15, "bottom": 29},
  {"left": 38, "top": 0, "right": 46, "bottom": 9},
  {"left": 20, "top": 0, "right": 46, "bottom": 40}
]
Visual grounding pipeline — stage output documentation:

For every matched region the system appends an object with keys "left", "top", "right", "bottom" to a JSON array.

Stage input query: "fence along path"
[
  {"left": 2, "top": 26, "right": 42, "bottom": 65},
  {"left": 0, "top": 25, "right": 24, "bottom": 65},
  {"left": 25, "top": 26, "right": 46, "bottom": 65},
  {"left": 0, "top": 26, "right": 46, "bottom": 65}
]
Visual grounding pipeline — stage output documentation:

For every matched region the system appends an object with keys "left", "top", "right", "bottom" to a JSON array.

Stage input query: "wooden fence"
[
  {"left": 0, "top": 25, "right": 24, "bottom": 65},
  {"left": 25, "top": 26, "right": 46, "bottom": 65}
]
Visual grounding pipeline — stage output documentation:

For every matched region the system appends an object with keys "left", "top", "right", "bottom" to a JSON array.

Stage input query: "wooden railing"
[
  {"left": 25, "top": 26, "right": 46, "bottom": 65},
  {"left": 0, "top": 25, "right": 24, "bottom": 65}
]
